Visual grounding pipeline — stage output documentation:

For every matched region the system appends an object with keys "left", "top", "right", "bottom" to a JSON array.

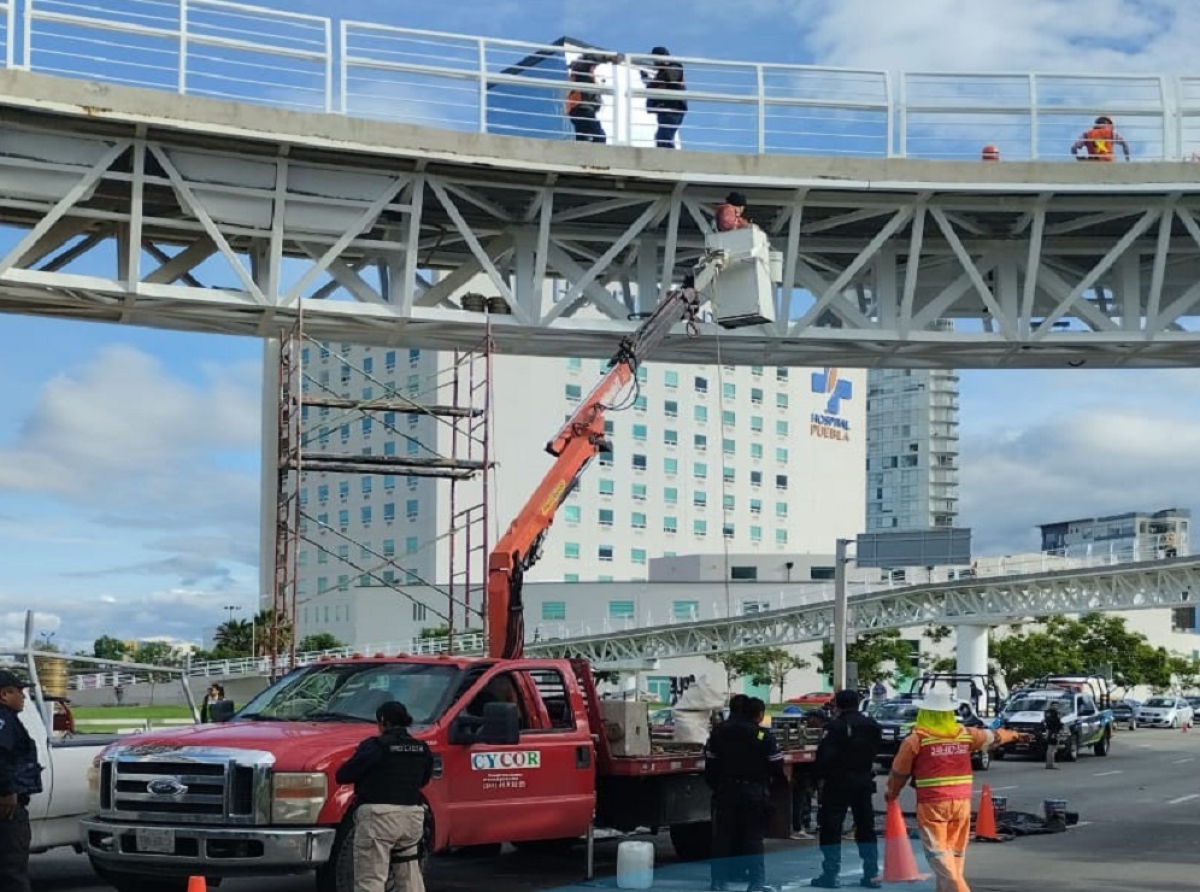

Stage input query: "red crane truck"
[{"left": 81, "top": 235, "right": 811, "bottom": 892}]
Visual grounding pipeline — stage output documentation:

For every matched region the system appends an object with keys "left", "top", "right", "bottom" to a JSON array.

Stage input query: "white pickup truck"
[{"left": 19, "top": 687, "right": 120, "bottom": 855}]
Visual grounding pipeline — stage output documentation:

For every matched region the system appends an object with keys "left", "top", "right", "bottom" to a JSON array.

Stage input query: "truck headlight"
[{"left": 272, "top": 772, "right": 328, "bottom": 824}]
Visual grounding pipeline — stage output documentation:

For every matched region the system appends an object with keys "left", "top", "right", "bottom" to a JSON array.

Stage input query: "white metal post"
[
  {"left": 5, "top": 0, "right": 14, "bottom": 69},
  {"left": 178, "top": 0, "right": 189, "bottom": 94},
  {"left": 1161, "top": 75, "right": 1176, "bottom": 160},
  {"left": 883, "top": 70, "right": 895, "bottom": 158},
  {"left": 756, "top": 64, "right": 766, "bottom": 153},
  {"left": 338, "top": 20, "right": 348, "bottom": 115},
  {"left": 323, "top": 17, "right": 332, "bottom": 113},
  {"left": 833, "top": 538, "right": 849, "bottom": 691},
  {"left": 1029, "top": 73, "right": 1038, "bottom": 160},
  {"left": 477, "top": 38, "right": 487, "bottom": 134},
  {"left": 22, "top": 0, "right": 32, "bottom": 71},
  {"left": 896, "top": 73, "right": 907, "bottom": 158}
]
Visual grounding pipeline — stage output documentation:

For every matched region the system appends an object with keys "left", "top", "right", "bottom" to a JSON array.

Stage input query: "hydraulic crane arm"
[{"left": 485, "top": 255, "right": 728, "bottom": 658}]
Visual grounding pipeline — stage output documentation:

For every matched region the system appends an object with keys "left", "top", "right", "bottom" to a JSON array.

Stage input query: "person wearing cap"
[
  {"left": 640, "top": 47, "right": 688, "bottom": 148},
  {"left": 705, "top": 696, "right": 785, "bottom": 892},
  {"left": 884, "top": 689, "right": 1030, "bottom": 892},
  {"left": 810, "top": 689, "right": 883, "bottom": 889},
  {"left": 336, "top": 700, "right": 435, "bottom": 892},
  {"left": 716, "top": 191, "right": 752, "bottom": 232},
  {"left": 1071, "top": 116, "right": 1130, "bottom": 161},
  {"left": 0, "top": 670, "right": 42, "bottom": 892}
]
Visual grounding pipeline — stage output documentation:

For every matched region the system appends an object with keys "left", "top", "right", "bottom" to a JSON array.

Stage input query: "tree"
[
  {"left": 298, "top": 633, "right": 344, "bottom": 653},
  {"left": 213, "top": 619, "right": 253, "bottom": 658},
  {"left": 734, "top": 648, "right": 810, "bottom": 703},
  {"left": 817, "top": 629, "right": 914, "bottom": 686},
  {"left": 419, "top": 625, "right": 451, "bottom": 640},
  {"left": 707, "top": 650, "right": 758, "bottom": 693},
  {"left": 93, "top": 636, "right": 128, "bottom": 661}
]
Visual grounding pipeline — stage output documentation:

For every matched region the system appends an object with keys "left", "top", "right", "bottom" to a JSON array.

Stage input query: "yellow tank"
[{"left": 35, "top": 656, "right": 69, "bottom": 699}]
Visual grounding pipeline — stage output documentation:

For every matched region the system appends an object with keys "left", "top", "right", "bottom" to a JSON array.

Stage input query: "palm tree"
[{"left": 213, "top": 619, "right": 253, "bottom": 657}]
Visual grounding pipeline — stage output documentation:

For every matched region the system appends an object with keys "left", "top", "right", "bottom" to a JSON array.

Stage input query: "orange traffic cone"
[
  {"left": 883, "top": 799, "right": 928, "bottom": 883},
  {"left": 975, "top": 784, "right": 1000, "bottom": 841},
  {"left": 187, "top": 877, "right": 207, "bottom": 892}
]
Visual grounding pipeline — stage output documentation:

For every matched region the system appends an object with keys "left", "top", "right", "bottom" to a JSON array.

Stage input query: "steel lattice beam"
[
  {"left": 1, "top": 76, "right": 1200, "bottom": 366},
  {"left": 527, "top": 557, "right": 1200, "bottom": 663}
]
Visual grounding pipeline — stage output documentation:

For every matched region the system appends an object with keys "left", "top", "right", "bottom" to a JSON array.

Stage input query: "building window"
[
  {"left": 694, "top": 376, "right": 708, "bottom": 394},
  {"left": 694, "top": 491, "right": 707, "bottom": 507},
  {"left": 599, "top": 545, "right": 614, "bottom": 561},
  {"left": 663, "top": 458, "right": 678, "bottom": 475},
  {"left": 317, "top": 484, "right": 330, "bottom": 503},
  {"left": 664, "top": 516, "right": 678, "bottom": 533},
  {"left": 672, "top": 600, "right": 699, "bottom": 621},
  {"left": 565, "top": 542, "right": 581, "bottom": 559},
  {"left": 664, "top": 429, "right": 678, "bottom": 446},
  {"left": 339, "top": 481, "right": 350, "bottom": 500},
  {"left": 722, "top": 382, "right": 736, "bottom": 399},
  {"left": 608, "top": 600, "right": 635, "bottom": 619},
  {"left": 566, "top": 384, "right": 582, "bottom": 401},
  {"left": 634, "top": 395, "right": 648, "bottom": 412},
  {"left": 599, "top": 447, "right": 614, "bottom": 467},
  {"left": 599, "top": 479, "right": 615, "bottom": 495},
  {"left": 567, "top": 357, "right": 582, "bottom": 371},
  {"left": 750, "top": 415, "right": 763, "bottom": 432},
  {"left": 750, "top": 525, "right": 763, "bottom": 542},
  {"left": 384, "top": 475, "right": 396, "bottom": 491},
  {"left": 723, "top": 467, "right": 735, "bottom": 484},
  {"left": 694, "top": 462, "right": 708, "bottom": 480},
  {"left": 750, "top": 443, "right": 763, "bottom": 460},
  {"left": 632, "top": 454, "right": 648, "bottom": 471},
  {"left": 408, "top": 348, "right": 420, "bottom": 366},
  {"left": 776, "top": 474, "right": 789, "bottom": 491},
  {"left": 722, "top": 409, "right": 736, "bottom": 426},
  {"left": 632, "top": 424, "right": 648, "bottom": 441},
  {"left": 723, "top": 523, "right": 735, "bottom": 538},
  {"left": 694, "top": 434, "right": 708, "bottom": 452},
  {"left": 751, "top": 387, "right": 763, "bottom": 404},
  {"left": 337, "top": 544, "right": 350, "bottom": 561},
  {"left": 777, "top": 368, "right": 789, "bottom": 381},
  {"left": 723, "top": 438, "right": 736, "bottom": 456},
  {"left": 565, "top": 505, "right": 581, "bottom": 523},
  {"left": 338, "top": 574, "right": 349, "bottom": 592},
  {"left": 542, "top": 601, "right": 567, "bottom": 621},
  {"left": 694, "top": 519, "right": 708, "bottom": 536},
  {"left": 665, "top": 400, "right": 679, "bottom": 417},
  {"left": 383, "top": 539, "right": 396, "bottom": 557},
  {"left": 362, "top": 477, "right": 373, "bottom": 495},
  {"left": 776, "top": 447, "right": 789, "bottom": 463},
  {"left": 664, "top": 486, "right": 678, "bottom": 505},
  {"left": 723, "top": 494, "right": 736, "bottom": 510},
  {"left": 599, "top": 508, "right": 615, "bottom": 526},
  {"left": 776, "top": 393, "right": 789, "bottom": 409},
  {"left": 383, "top": 503, "right": 396, "bottom": 522},
  {"left": 412, "top": 601, "right": 427, "bottom": 622},
  {"left": 750, "top": 498, "right": 762, "bottom": 514},
  {"left": 665, "top": 370, "right": 679, "bottom": 388},
  {"left": 636, "top": 366, "right": 648, "bottom": 384},
  {"left": 405, "top": 537, "right": 418, "bottom": 555},
  {"left": 385, "top": 350, "right": 396, "bottom": 371},
  {"left": 632, "top": 547, "right": 647, "bottom": 564},
  {"left": 776, "top": 420, "right": 790, "bottom": 436},
  {"left": 406, "top": 499, "right": 419, "bottom": 519},
  {"left": 338, "top": 509, "right": 349, "bottom": 531},
  {"left": 776, "top": 502, "right": 788, "bottom": 518},
  {"left": 731, "top": 566, "right": 758, "bottom": 580},
  {"left": 776, "top": 529, "right": 789, "bottom": 544},
  {"left": 632, "top": 483, "right": 647, "bottom": 501},
  {"left": 564, "top": 573, "right": 579, "bottom": 583},
  {"left": 631, "top": 512, "right": 647, "bottom": 529},
  {"left": 694, "top": 405, "right": 708, "bottom": 423},
  {"left": 750, "top": 470, "right": 763, "bottom": 486},
  {"left": 811, "top": 566, "right": 836, "bottom": 581}
]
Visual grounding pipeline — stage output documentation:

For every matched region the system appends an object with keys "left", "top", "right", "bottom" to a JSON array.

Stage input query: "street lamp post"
[
  {"left": 833, "top": 538, "right": 850, "bottom": 692},
  {"left": 223, "top": 605, "right": 241, "bottom": 624}
]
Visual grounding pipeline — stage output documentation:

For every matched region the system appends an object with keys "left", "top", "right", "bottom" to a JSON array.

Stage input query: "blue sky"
[{"left": 4, "top": 0, "right": 1200, "bottom": 652}]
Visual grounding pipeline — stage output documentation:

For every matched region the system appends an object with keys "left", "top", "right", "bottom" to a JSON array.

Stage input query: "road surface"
[{"left": 33, "top": 726, "right": 1200, "bottom": 892}]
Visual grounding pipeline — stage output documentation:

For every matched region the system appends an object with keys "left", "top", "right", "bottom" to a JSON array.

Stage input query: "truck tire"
[
  {"left": 973, "top": 748, "right": 991, "bottom": 772},
  {"left": 669, "top": 821, "right": 713, "bottom": 862},
  {"left": 316, "top": 820, "right": 400, "bottom": 892},
  {"left": 90, "top": 863, "right": 192, "bottom": 892},
  {"left": 1094, "top": 730, "right": 1110, "bottom": 757},
  {"left": 1061, "top": 733, "right": 1079, "bottom": 763}
]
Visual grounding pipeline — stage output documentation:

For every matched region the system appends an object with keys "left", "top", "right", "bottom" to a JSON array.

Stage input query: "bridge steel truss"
[
  {"left": 1, "top": 77, "right": 1200, "bottom": 368},
  {"left": 525, "top": 557, "right": 1200, "bottom": 664}
]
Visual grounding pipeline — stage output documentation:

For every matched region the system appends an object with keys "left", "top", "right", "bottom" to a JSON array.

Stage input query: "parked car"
[
  {"left": 1110, "top": 699, "right": 1141, "bottom": 730},
  {"left": 649, "top": 707, "right": 675, "bottom": 738},
  {"left": 788, "top": 691, "right": 833, "bottom": 710},
  {"left": 1137, "top": 696, "right": 1194, "bottom": 728}
]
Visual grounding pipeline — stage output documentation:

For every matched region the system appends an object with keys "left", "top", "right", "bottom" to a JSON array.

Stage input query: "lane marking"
[
  {"left": 1074, "top": 821, "right": 1094, "bottom": 827},
  {"left": 1174, "top": 758, "right": 1195, "bottom": 764},
  {"left": 1167, "top": 794, "right": 1200, "bottom": 805},
  {"left": 1137, "top": 744, "right": 1153, "bottom": 748},
  {"left": 1093, "top": 770, "right": 1122, "bottom": 776},
  {"left": 992, "top": 785, "right": 1020, "bottom": 790}
]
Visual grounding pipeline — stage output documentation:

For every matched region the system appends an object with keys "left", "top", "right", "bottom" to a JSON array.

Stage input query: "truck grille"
[{"left": 108, "top": 756, "right": 261, "bottom": 824}]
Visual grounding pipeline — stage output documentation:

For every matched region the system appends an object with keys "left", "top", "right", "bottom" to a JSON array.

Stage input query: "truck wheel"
[
  {"left": 90, "top": 863, "right": 192, "bottom": 892},
  {"left": 1061, "top": 733, "right": 1079, "bottom": 763},
  {"left": 1094, "top": 730, "right": 1110, "bottom": 757},
  {"left": 669, "top": 821, "right": 713, "bottom": 862},
  {"left": 316, "top": 821, "right": 400, "bottom": 892},
  {"left": 973, "top": 748, "right": 991, "bottom": 772}
]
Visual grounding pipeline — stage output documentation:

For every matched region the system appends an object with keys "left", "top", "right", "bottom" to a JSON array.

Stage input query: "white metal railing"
[{"left": 11, "top": 0, "right": 1200, "bottom": 160}]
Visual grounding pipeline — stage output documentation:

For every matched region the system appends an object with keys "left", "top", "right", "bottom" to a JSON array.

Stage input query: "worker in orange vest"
[
  {"left": 1071, "top": 115, "right": 1129, "bottom": 161},
  {"left": 884, "top": 689, "right": 1031, "bottom": 892}
]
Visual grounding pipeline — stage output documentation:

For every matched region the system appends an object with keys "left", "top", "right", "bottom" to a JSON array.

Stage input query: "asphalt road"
[{"left": 32, "top": 726, "right": 1200, "bottom": 892}]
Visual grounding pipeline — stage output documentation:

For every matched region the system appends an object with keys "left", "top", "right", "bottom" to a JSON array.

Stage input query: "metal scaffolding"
[{"left": 270, "top": 311, "right": 495, "bottom": 675}]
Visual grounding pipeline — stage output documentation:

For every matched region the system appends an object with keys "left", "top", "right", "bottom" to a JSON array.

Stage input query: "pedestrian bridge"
[
  {"left": 0, "top": 2, "right": 1198, "bottom": 367},
  {"left": 68, "top": 551, "right": 1200, "bottom": 688}
]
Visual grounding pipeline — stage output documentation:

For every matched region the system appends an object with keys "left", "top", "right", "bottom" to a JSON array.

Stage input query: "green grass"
[{"left": 73, "top": 705, "right": 194, "bottom": 720}]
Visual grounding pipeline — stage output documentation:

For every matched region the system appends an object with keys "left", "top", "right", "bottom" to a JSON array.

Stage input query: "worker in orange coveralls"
[{"left": 884, "top": 688, "right": 1031, "bottom": 892}]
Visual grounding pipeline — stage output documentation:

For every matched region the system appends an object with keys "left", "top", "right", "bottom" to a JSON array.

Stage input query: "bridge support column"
[{"left": 954, "top": 624, "right": 989, "bottom": 704}]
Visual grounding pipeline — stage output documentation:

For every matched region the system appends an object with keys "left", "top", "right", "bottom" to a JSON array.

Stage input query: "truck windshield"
[
  {"left": 876, "top": 703, "right": 920, "bottom": 721},
  {"left": 1006, "top": 696, "right": 1070, "bottom": 714},
  {"left": 237, "top": 662, "right": 460, "bottom": 724}
]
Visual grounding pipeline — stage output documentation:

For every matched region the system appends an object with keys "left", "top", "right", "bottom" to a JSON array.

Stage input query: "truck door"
[
  {"left": 442, "top": 664, "right": 595, "bottom": 846},
  {"left": 1077, "top": 696, "right": 1099, "bottom": 743}
]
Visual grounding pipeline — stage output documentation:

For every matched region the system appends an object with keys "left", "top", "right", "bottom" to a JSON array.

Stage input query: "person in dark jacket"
[
  {"left": 641, "top": 47, "right": 688, "bottom": 148},
  {"left": 566, "top": 55, "right": 606, "bottom": 143},
  {"left": 811, "top": 689, "right": 883, "bottom": 889},
  {"left": 0, "top": 670, "right": 42, "bottom": 892},
  {"left": 705, "top": 696, "right": 785, "bottom": 892},
  {"left": 200, "top": 683, "right": 231, "bottom": 723},
  {"left": 1044, "top": 705, "right": 1063, "bottom": 770},
  {"left": 336, "top": 701, "right": 434, "bottom": 892}
]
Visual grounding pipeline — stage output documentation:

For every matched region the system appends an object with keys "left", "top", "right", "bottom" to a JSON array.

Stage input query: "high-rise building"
[
  {"left": 284, "top": 344, "right": 867, "bottom": 644},
  {"left": 864, "top": 364, "right": 961, "bottom": 532},
  {"left": 1038, "top": 508, "right": 1191, "bottom": 561}
]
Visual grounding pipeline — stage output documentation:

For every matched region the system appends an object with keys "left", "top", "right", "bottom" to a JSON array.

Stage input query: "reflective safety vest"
[
  {"left": 911, "top": 730, "right": 974, "bottom": 803},
  {"left": 1085, "top": 126, "right": 1116, "bottom": 160}
]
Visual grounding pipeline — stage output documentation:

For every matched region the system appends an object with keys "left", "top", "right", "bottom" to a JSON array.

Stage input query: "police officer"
[
  {"left": 705, "top": 696, "right": 785, "bottom": 892},
  {"left": 336, "top": 701, "right": 434, "bottom": 892},
  {"left": 0, "top": 670, "right": 42, "bottom": 892},
  {"left": 811, "top": 689, "right": 883, "bottom": 889},
  {"left": 1044, "top": 705, "right": 1063, "bottom": 770}
]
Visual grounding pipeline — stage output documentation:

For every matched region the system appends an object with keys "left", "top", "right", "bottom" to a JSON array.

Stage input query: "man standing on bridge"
[
  {"left": 885, "top": 689, "right": 1029, "bottom": 892},
  {"left": 1072, "top": 115, "right": 1130, "bottom": 161}
]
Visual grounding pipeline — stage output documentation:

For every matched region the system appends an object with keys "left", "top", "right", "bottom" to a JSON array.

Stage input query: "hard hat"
[{"left": 915, "top": 688, "right": 959, "bottom": 712}]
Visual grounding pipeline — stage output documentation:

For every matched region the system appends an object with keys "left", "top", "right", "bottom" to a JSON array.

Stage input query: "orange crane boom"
[{"left": 485, "top": 269, "right": 717, "bottom": 658}]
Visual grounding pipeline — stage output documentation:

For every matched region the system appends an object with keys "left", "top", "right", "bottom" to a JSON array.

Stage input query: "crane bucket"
[{"left": 701, "top": 228, "right": 778, "bottom": 329}]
